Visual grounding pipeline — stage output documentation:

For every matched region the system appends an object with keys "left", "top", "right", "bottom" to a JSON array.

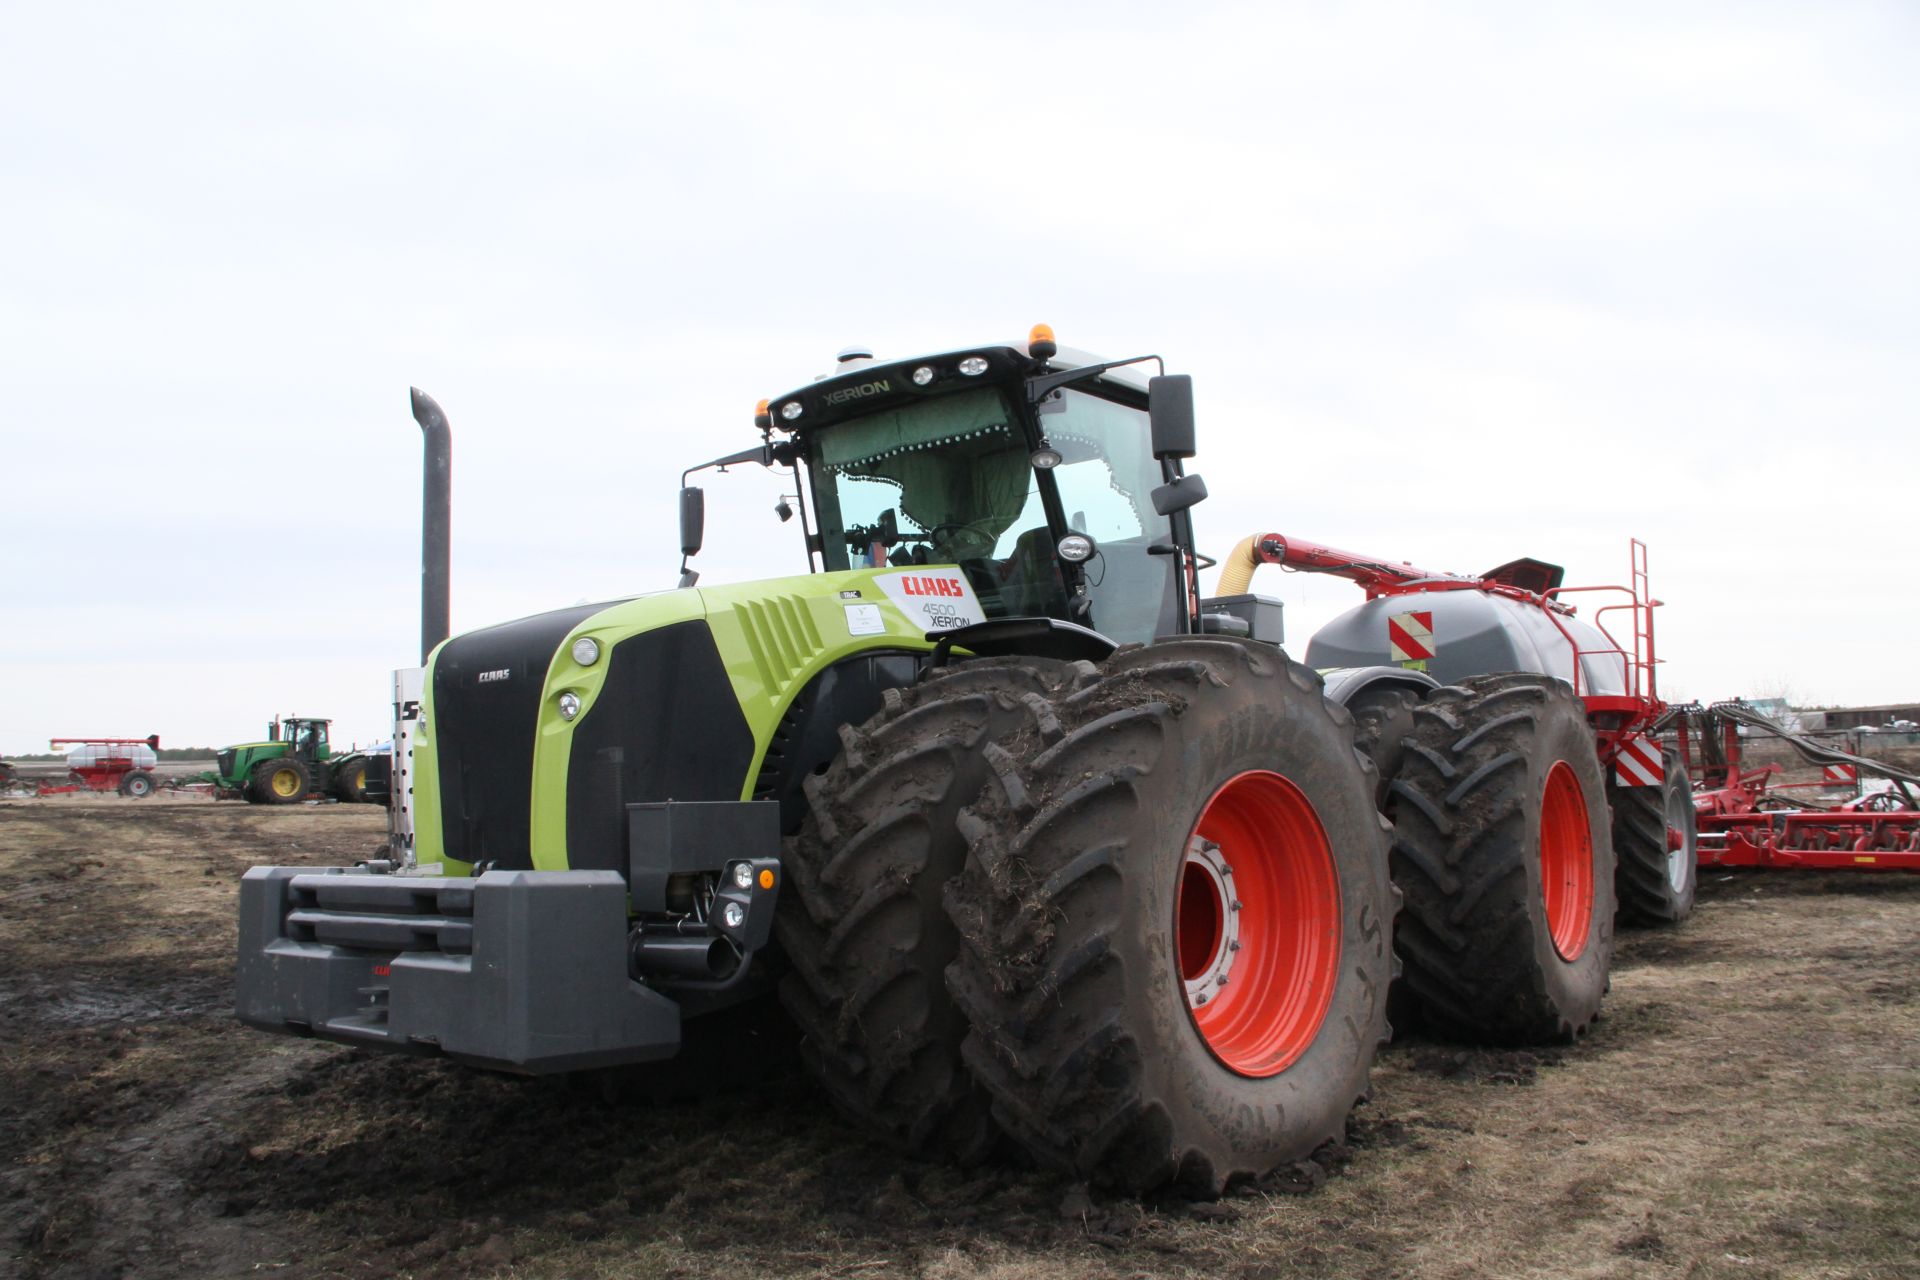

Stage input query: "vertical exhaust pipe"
[{"left": 410, "top": 388, "right": 452, "bottom": 664}]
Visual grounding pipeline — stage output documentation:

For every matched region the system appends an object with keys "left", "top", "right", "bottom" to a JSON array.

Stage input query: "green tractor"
[
  {"left": 237, "top": 328, "right": 1619, "bottom": 1194},
  {"left": 215, "top": 716, "right": 371, "bottom": 805}
]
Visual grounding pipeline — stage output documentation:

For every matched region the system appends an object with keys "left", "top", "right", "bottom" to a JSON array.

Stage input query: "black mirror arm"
[
  {"left": 681, "top": 443, "right": 771, "bottom": 490},
  {"left": 1024, "top": 354, "right": 1163, "bottom": 405}
]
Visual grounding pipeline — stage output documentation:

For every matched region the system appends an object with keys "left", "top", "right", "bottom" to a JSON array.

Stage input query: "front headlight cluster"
[{"left": 553, "top": 635, "right": 602, "bottom": 723}]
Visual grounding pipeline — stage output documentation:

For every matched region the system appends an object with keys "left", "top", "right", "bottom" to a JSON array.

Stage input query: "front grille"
[
  {"left": 564, "top": 621, "right": 756, "bottom": 872},
  {"left": 432, "top": 602, "right": 614, "bottom": 870},
  {"left": 216, "top": 749, "right": 236, "bottom": 777}
]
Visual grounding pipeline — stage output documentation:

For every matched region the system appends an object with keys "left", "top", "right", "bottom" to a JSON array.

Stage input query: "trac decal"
[
  {"left": 1388, "top": 611, "right": 1434, "bottom": 669},
  {"left": 875, "top": 567, "right": 986, "bottom": 634},
  {"left": 1611, "top": 735, "right": 1665, "bottom": 788}
]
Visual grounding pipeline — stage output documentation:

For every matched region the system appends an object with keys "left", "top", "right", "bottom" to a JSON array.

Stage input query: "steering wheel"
[{"left": 928, "top": 521, "right": 1000, "bottom": 560}]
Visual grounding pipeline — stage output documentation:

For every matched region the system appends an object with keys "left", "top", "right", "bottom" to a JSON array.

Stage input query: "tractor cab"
[
  {"left": 270, "top": 716, "right": 333, "bottom": 763},
  {"left": 685, "top": 327, "right": 1211, "bottom": 648}
]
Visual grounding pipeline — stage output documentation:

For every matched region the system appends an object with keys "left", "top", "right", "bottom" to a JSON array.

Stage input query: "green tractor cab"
[{"left": 214, "top": 716, "right": 370, "bottom": 804}]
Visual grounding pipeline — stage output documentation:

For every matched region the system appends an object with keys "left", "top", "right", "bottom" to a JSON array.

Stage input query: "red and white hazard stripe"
[
  {"left": 1824, "top": 763, "right": 1859, "bottom": 784},
  {"left": 1388, "top": 611, "right": 1434, "bottom": 664},
  {"left": 1612, "top": 735, "right": 1665, "bottom": 788}
]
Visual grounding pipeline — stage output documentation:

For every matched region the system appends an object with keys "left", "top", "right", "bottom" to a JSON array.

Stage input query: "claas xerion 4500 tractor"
[{"left": 237, "top": 327, "right": 1682, "bottom": 1194}]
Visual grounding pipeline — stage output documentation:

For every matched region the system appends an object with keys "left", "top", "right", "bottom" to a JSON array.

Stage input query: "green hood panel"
[{"left": 417, "top": 565, "right": 991, "bottom": 875}]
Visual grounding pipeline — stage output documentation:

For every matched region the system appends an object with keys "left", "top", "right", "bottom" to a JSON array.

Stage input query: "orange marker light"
[
  {"left": 758, "top": 868, "right": 775, "bottom": 890},
  {"left": 1028, "top": 323, "right": 1057, "bottom": 359},
  {"left": 754, "top": 398, "right": 772, "bottom": 430}
]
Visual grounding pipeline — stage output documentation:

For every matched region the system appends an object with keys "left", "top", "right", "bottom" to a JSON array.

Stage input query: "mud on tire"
[
  {"left": 1386, "top": 673, "right": 1615, "bottom": 1044},
  {"left": 944, "top": 638, "right": 1396, "bottom": 1195},
  {"left": 1347, "top": 685, "right": 1421, "bottom": 809},
  {"left": 1610, "top": 746, "right": 1696, "bottom": 926},
  {"left": 774, "top": 654, "right": 1094, "bottom": 1161}
]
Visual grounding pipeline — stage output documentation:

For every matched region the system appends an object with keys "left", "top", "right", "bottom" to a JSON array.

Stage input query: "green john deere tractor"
[
  {"left": 214, "top": 716, "right": 371, "bottom": 805},
  {"left": 237, "top": 328, "right": 1617, "bottom": 1194}
]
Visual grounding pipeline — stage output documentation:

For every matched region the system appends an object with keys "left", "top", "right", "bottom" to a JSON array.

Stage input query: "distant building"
[{"left": 1799, "top": 702, "right": 1920, "bottom": 732}]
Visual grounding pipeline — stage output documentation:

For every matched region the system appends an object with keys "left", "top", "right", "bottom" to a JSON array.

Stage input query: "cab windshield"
[
  {"left": 805, "top": 383, "right": 1174, "bottom": 643},
  {"left": 809, "top": 386, "right": 1069, "bottom": 617}
]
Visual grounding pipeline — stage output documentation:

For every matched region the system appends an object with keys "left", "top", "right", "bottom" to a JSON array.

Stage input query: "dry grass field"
[{"left": 2, "top": 794, "right": 1915, "bottom": 1279}]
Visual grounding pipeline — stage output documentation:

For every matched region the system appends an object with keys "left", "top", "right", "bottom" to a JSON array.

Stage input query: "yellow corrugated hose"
[{"left": 1214, "top": 534, "right": 1264, "bottom": 597}]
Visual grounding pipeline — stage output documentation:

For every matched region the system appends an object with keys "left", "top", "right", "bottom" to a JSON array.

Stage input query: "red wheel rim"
[
  {"left": 1540, "top": 761, "right": 1594, "bottom": 960},
  {"left": 1175, "top": 770, "right": 1342, "bottom": 1078}
]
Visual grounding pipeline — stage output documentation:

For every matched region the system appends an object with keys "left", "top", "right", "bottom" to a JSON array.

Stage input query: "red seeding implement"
[
  {"left": 25, "top": 736, "right": 163, "bottom": 798},
  {"left": 1671, "top": 702, "right": 1920, "bottom": 871}
]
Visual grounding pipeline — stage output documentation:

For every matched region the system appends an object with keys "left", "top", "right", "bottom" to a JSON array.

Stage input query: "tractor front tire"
[
  {"left": 248, "top": 758, "right": 310, "bottom": 805},
  {"left": 119, "top": 770, "right": 156, "bottom": 798},
  {"left": 775, "top": 655, "right": 1094, "bottom": 1163},
  {"left": 945, "top": 639, "right": 1395, "bottom": 1195},
  {"left": 1386, "top": 674, "right": 1615, "bottom": 1044},
  {"left": 1610, "top": 747, "right": 1697, "bottom": 926}
]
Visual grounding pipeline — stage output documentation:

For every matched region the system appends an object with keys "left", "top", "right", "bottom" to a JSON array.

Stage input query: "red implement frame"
[
  {"left": 1673, "top": 704, "right": 1920, "bottom": 871},
  {"left": 36, "top": 735, "right": 162, "bottom": 796},
  {"left": 1239, "top": 535, "right": 1665, "bottom": 771}
]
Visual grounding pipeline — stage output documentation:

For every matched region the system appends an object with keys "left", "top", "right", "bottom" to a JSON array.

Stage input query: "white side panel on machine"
[{"left": 390, "top": 666, "right": 424, "bottom": 871}]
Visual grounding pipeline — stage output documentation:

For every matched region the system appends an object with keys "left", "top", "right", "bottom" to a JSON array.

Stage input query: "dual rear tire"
[
  {"left": 946, "top": 640, "right": 1395, "bottom": 1194},
  {"left": 779, "top": 640, "right": 1395, "bottom": 1193},
  {"left": 1385, "top": 674, "right": 1616, "bottom": 1043},
  {"left": 773, "top": 655, "right": 1096, "bottom": 1162}
]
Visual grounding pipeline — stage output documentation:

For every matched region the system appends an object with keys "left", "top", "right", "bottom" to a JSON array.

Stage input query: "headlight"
[
  {"left": 958, "top": 356, "right": 988, "bottom": 376},
  {"left": 558, "top": 692, "right": 582, "bottom": 721},
  {"left": 571, "top": 636, "right": 600, "bottom": 666},
  {"left": 722, "top": 901, "right": 746, "bottom": 929},
  {"left": 731, "top": 862, "right": 754, "bottom": 890},
  {"left": 1057, "top": 533, "right": 1096, "bottom": 563},
  {"left": 911, "top": 365, "right": 935, "bottom": 386},
  {"left": 780, "top": 400, "right": 803, "bottom": 421},
  {"left": 1030, "top": 444, "right": 1063, "bottom": 470}
]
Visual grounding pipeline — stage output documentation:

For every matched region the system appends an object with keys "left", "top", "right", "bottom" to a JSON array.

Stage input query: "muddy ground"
[{"left": 2, "top": 795, "right": 1915, "bottom": 1280}]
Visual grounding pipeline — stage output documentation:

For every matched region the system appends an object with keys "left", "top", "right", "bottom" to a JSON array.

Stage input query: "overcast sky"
[{"left": 3, "top": 2, "right": 1915, "bottom": 754}]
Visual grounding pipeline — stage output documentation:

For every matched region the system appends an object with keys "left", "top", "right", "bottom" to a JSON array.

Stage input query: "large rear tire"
[
  {"left": 945, "top": 639, "right": 1395, "bottom": 1195},
  {"left": 331, "top": 755, "right": 370, "bottom": 804},
  {"left": 1386, "top": 673, "right": 1615, "bottom": 1044},
  {"left": 1611, "top": 747, "right": 1697, "bottom": 925},
  {"left": 775, "top": 655, "right": 1094, "bottom": 1162}
]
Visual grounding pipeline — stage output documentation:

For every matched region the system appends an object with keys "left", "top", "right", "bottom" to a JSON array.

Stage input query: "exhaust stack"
[{"left": 410, "top": 387, "right": 452, "bottom": 664}]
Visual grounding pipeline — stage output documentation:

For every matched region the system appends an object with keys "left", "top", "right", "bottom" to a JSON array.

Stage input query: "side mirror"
[
  {"left": 879, "top": 508, "right": 898, "bottom": 546},
  {"left": 1150, "top": 472, "right": 1208, "bottom": 516},
  {"left": 679, "top": 486, "right": 705, "bottom": 557},
  {"left": 1148, "top": 374, "right": 1195, "bottom": 460}
]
